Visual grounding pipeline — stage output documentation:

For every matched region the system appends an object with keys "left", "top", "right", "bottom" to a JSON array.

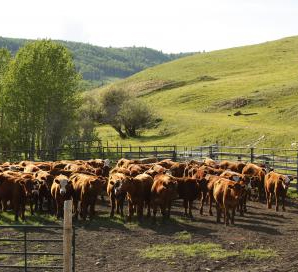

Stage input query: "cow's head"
[
  {"left": 228, "top": 182, "right": 245, "bottom": 200},
  {"left": 163, "top": 178, "right": 178, "bottom": 199},
  {"left": 280, "top": 175, "right": 291, "bottom": 190},
  {"left": 54, "top": 175, "right": 71, "bottom": 196}
]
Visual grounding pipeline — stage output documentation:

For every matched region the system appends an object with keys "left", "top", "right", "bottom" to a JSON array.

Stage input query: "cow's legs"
[
  {"left": 209, "top": 192, "right": 214, "bottom": 216},
  {"left": 225, "top": 207, "right": 230, "bottom": 226},
  {"left": 281, "top": 192, "right": 286, "bottom": 211},
  {"left": 128, "top": 200, "right": 133, "bottom": 221},
  {"left": 109, "top": 196, "right": 115, "bottom": 218},
  {"left": 152, "top": 203, "right": 157, "bottom": 223},
  {"left": 189, "top": 200, "right": 194, "bottom": 219},
  {"left": 275, "top": 191, "right": 279, "bottom": 212},
  {"left": 200, "top": 191, "right": 207, "bottom": 215},
  {"left": 183, "top": 199, "right": 188, "bottom": 217},
  {"left": 231, "top": 208, "right": 235, "bottom": 225},
  {"left": 166, "top": 201, "right": 171, "bottom": 218},
  {"left": 267, "top": 192, "right": 272, "bottom": 209},
  {"left": 216, "top": 203, "right": 221, "bottom": 223},
  {"left": 73, "top": 199, "right": 79, "bottom": 220},
  {"left": 146, "top": 200, "right": 151, "bottom": 217}
]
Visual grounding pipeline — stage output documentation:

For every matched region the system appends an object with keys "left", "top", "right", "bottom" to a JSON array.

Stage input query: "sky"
[{"left": 1, "top": 0, "right": 298, "bottom": 53}]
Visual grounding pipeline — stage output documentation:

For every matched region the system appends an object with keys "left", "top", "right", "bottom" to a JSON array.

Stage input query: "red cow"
[
  {"left": 213, "top": 178, "right": 244, "bottom": 225},
  {"left": 151, "top": 173, "right": 178, "bottom": 222},
  {"left": 265, "top": 172, "right": 292, "bottom": 211},
  {"left": 51, "top": 175, "right": 73, "bottom": 219}
]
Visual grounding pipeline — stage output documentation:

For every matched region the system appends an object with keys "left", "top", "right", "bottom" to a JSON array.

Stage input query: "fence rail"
[
  {"left": 1, "top": 143, "right": 298, "bottom": 181},
  {"left": 0, "top": 225, "right": 75, "bottom": 272}
]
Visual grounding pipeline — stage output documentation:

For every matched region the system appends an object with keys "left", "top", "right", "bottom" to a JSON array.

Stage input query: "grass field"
[{"left": 90, "top": 36, "right": 298, "bottom": 148}]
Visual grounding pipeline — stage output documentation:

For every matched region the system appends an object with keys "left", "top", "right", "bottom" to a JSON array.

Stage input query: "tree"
[
  {"left": 118, "top": 98, "right": 155, "bottom": 137},
  {"left": 99, "top": 88, "right": 155, "bottom": 138},
  {"left": 99, "top": 88, "right": 130, "bottom": 138},
  {"left": 75, "top": 93, "right": 102, "bottom": 141},
  {"left": 0, "top": 49, "right": 12, "bottom": 151},
  {"left": 2, "top": 40, "right": 80, "bottom": 156}
]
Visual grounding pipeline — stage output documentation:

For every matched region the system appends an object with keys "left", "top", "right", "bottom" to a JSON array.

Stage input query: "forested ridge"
[{"left": 0, "top": 37, "right": 194, "bottom": 88}]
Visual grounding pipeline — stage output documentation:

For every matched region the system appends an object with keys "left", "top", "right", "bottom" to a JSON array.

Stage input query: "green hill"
[
  {"left": 91, "top": 36, "right": 298, "bottom": 148},
  {"left": 0, "top": 37, "right": 193, "bottom": 89}
]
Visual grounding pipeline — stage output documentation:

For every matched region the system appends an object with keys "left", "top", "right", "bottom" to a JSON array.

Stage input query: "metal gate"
[{"left": 0, "top": 225, "right": 75, "bottom": 271}]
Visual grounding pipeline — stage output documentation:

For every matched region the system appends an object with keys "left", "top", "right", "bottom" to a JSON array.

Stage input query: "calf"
[
  {"left": 220, "top": 170, "right": 251, "bottom": 215},
  {"left": 151, "top": 173, "right": 178, "bottom": 222},
  {"left": 107, "top": 172, "right": 130, "bottom": 218},
  {"left": 176, "top": 177, "right": 200, "bottom": 219},
  {"left": 0, "top": 173, "right": 27, "bottom": 221},
  {"left": 33, "top": 171, "right": 54, "bottom": 213},
  {"left": 264, "top": 172, "right": 291, "bottom": 211},
  {"left": 242, "top": 163, "right": 267, "bottom": 201},
  {"left": 51, "top": 175, "right": 73, "bottom": 219},
  {"left": 113, "top": 173, "right": 154, "bottom": 221},
  {"left": 213, "top": 178, "right": 244, "bottom": 225},
  {"left": 70, "top": 173, "right": 105, "bottom": 220}
]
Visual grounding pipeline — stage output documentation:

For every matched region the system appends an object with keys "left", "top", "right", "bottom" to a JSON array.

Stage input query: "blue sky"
[{"left": 1, "top": 0, "right": 297, "bottom": 53}]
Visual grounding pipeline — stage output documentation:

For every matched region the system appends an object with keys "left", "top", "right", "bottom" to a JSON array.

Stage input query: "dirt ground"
[
  {"left": 74, "top": 198, "right": 298, "bottom": 272},
  {"left": 1, "top": 198, "right": 298, "bottom": 272}
]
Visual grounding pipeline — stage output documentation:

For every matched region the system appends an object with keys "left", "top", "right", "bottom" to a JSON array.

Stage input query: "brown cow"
[
  {"left": 204, "top": 158, "right": 219, "bottom": 168},
  {"left": 51, "top": 175, "right": 73, "bottom": 219},
  {"left": 113, "top": 173, "right": 154, "bottom": 221},
  {"left": 107, "top": 172, "right": 130, "bottom": 218},
  {"left": 33, "top": 171, "right": 54, "bottom": 213},
  {"left": 3, "top": 171, "right": 37, "bottom": 215},
  {"left": 151, "top": 173, "right": 178, "bottom": 222},
  {"left": 176, "top": 177, "right": 200, "bottom": 218},
  {"left": 24, "top": 164, "right": 40, "bottom": 173},
  {"left": 169, "top": 162, "right": 187, "bottom": 178},
  {"left": 128, "top": 164, "right": 144, "bottom": 177},
  {"left": 242, "top": 163, "right": 267, "bottom": 201},
  {"left": 264, "top": 172, "right": 291, "bottom": 211},
  {"left": 144, "top": 164, "right": 166, "bottom": 178},
  {"left": 70, "top": 173, "right": 105, "bottom": 220},
  {"left": 192, "top": 169, "right": 209, "bottom": 215},
  {"left": 220, "top": 170, "right": 251, "bottom": 215},
  {"left": 0, "top": 173, "right": 27, "bottom": 221},
  {"left": 219, "top": 160, "right": 246, "bottom": 173},
  {"left": 213, "top": 178, "right": 244, "bottom": 225},
  {"left": 156, "top": 159, "right": 175, "bottom": 169}
]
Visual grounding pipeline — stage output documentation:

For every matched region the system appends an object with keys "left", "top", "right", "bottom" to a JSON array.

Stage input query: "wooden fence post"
[
  {"left": 250, "top": 148, "right": 254, "bottom": 163},
  {"left": 63, "top": 200, "right": 72, "bottom": 272}
]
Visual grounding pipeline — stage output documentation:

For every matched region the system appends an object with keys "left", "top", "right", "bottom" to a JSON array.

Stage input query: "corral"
[{"left": 0, "top": 146, "right": 298, "bottom": 272}]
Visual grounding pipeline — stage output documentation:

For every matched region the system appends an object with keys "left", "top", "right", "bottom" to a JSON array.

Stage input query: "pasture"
[
  {"left": 91, "top": 36, "right": 298, "bottom": 148},
  {"left": 1, "top": 197, "right": 298, "bottom": 271}
]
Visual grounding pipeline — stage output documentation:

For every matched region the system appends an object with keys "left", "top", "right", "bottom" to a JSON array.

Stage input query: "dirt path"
[{"left": 74, "top": 199, "right": 298, "bottom": 272}]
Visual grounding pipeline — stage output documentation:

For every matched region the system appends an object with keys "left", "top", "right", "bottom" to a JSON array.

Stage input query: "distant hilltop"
[{"left": 0, "top": 37, "right": 195, "bottom": 89}]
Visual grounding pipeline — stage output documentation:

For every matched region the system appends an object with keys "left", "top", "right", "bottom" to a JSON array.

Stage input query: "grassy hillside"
[
  {"left": 0, "top": 37, "right": 193, "bottom": 89},
  {"left": 91, "top": 36, "right": 298, "bottom": 148}
]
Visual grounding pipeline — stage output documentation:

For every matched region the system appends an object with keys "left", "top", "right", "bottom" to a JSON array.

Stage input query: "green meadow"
[{"left": 90, "top": 36, "right": 298, "bottom": 148}]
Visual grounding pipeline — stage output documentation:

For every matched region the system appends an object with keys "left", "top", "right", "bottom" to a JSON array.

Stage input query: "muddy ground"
[{"left": 1, "top": 198, "right": 298, "bottom": 272}]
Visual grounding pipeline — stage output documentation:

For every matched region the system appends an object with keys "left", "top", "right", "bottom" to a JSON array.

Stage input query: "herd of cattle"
[{"left": 0, "top": 157, "right": 294, "bottom": 225}]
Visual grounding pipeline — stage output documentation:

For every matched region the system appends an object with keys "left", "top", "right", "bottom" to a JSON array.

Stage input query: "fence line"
[{"left": 0, "top": 144, "right": 298, "bottom": 180}]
